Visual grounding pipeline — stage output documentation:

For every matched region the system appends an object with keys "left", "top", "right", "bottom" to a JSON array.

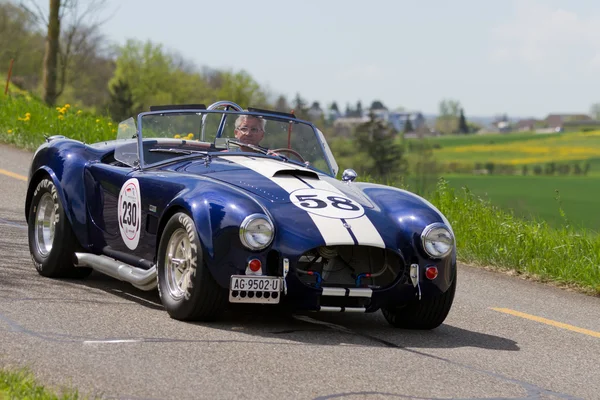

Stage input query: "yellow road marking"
[
  {"left": 491, "top": 307, "right": 600, "bottom": 339},
  {"left": 0, "top": 168, "right": 27, "bottom": 181}
]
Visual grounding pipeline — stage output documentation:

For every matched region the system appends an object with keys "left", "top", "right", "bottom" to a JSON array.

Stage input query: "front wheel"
[
  {"left": 382, "top": 271, "right": 457, "bottom": 330},
  {"left": 157, "top": 212, "right": 227, "bottom": 321},
  {"left": 27, "top": 177, "right": 92, "bottom": 279}
]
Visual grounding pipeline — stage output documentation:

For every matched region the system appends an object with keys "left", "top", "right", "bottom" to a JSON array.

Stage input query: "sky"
[{"left": 74, "top": 0, "right": 600, "bottom": 118}]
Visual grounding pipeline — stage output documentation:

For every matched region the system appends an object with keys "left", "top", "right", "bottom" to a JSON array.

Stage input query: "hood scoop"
[{"left": 273, "top": 169, "right": 320, "bottom": 180}]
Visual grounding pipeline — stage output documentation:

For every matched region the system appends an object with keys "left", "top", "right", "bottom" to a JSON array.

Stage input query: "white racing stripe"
[
  {"left": 308, "top": 177, "right": 385, "bottom": 248},
  {"left": 221, "top": 156, "right": 384, "bottom": 248}
]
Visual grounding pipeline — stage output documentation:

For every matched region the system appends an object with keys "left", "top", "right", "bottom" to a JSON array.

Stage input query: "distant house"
[
  {"left": 367, "top": 109, "right": 426, "bottom": 132},
  {"left": 544, "top": 113, "right": 592, "bottom": 129},
  {"left": 516, "top": 118, "right": 538, "bottom": 131},
  {"left": 332, "top": 116, "right": 370, "bottom": 137}
]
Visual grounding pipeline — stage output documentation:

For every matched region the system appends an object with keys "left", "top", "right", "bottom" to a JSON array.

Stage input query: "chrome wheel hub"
[
  {"left": 165, "top": 228, "right": 193, "bottom": 299},
  {"left": 35, "top": 193, "right": 56, "bottom": 257}
]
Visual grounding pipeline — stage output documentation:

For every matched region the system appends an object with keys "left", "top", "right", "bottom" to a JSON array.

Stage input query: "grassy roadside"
[{"left": 0, "top": 367, "right": 83, "bottom": 399}]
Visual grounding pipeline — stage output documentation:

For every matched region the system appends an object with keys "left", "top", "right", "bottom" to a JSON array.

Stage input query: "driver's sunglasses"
[{"left": 236, "top": 127, "right": 263, "bottom": 134}]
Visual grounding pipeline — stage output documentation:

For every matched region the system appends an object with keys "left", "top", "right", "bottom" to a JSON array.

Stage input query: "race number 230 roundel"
[{"left": 118, "top": 178, "right": 142, "bottom": 250}]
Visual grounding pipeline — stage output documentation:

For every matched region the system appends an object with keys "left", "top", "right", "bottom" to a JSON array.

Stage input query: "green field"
[{"left": 442, "top": 174, "right": 600, "bottom": 233}]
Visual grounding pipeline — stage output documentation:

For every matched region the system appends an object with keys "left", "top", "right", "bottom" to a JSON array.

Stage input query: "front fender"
[{"left": 156, "top": 181, "right": 272, "bottom": 288}]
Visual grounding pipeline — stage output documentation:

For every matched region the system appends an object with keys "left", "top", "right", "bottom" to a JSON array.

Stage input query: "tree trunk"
[{"left": 43, "top": 0, "right": 60, "bottom": 106}]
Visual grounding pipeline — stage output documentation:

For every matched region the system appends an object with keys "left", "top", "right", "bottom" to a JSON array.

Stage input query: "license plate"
[{"left": 229, "top": 275, "right": 283, "bottom": 304}]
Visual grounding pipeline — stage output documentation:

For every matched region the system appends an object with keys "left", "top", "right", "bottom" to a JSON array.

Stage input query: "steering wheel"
[
  {"left": 269, "top": 148, "right": 306, "bottom": 163},
  {"left": 201, "top": 101, "right": 244, "bottom": 141}
]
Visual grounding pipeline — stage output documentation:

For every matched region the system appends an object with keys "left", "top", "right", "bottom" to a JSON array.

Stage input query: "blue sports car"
[{"left": 25, "top": 100, "right": 457, "bottom": 329}]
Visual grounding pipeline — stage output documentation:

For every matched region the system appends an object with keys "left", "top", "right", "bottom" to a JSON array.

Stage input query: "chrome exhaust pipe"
[{"left": 74, "top": 253, "right": 157, "bottom": 291}]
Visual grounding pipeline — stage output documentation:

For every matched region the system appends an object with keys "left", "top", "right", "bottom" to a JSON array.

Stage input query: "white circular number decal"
[
  {"left": 118, "top": 178, "right": 142, "bottom": 250},
  {"left": 290, "top": 188, "right": 364, "bottom": 219}
]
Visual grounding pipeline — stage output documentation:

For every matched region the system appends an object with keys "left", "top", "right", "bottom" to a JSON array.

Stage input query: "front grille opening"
[
  {"left": 266, "top": 250, "right": 280, "bottom": 276},
  {"left": 295, "top": 245, "right": 405, "bottom": 289}
]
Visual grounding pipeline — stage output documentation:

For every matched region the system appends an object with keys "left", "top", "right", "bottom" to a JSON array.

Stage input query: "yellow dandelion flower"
[
  {"left": 56, "top": 107, "right": 61, "bottom": 111},
  {"left": 187, "top": 133, "right": 194, "bottom": 138},
  {"left": 174, "top": 134, "right": 181, "bottom": 139},
  {"left": 77, "top": 110, "right": 82, "bottom": 115},
  {"left": 7, "top": 129, "right": 13, "bottom": 134},
  {"left": 96, "top": 119, "right": 100, "bottom": 123},
  {"left": 59, "top": 107, "right": 67, "bottom": 114},
  {"left": 58, "top": 115, "right": 64, "bottom": 120},
  {"left": 112, "top": 129, "right": 116, "bottom": 133},
  {"left": 108, "top": 122, "right": 112, "bottom": 126},
  {"left": 64, "top": 104, "right": 71, "bottom": 109},
  {"left": 25, "top": 113, "right": 31, "bottom": 118}
]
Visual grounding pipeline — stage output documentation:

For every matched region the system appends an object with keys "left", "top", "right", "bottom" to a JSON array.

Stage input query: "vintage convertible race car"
[{"left": 25, "top": 100, "right": 457, "bottom": 329}]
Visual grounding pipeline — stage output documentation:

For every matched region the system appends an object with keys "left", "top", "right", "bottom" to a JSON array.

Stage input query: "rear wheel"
[
  {"left": 382, "top": 271, "right": 457, "bottom": 330},
  {"left": 157, "top": 212, "right": 227, "bottom": 321},
  {"left": 27, "top": 177, "right": 92, "bottom": 278}
]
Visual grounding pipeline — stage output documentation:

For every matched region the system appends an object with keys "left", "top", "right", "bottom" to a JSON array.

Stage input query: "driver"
[{"left": 234, "top": 115, "right": 267, "bottom": 148}]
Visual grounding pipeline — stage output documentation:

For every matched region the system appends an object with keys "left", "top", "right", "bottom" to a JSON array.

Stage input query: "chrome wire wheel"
[
  {"left": 165, "top": 228, "right": 194, "bottom": 299},
  {"left": 35, "top": 192, "right": 56, "bottom": 257}
]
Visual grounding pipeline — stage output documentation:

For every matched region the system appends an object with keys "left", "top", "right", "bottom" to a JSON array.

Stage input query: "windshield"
[{"left": 125, "top": 110, "right": 338, "bottom": 176}]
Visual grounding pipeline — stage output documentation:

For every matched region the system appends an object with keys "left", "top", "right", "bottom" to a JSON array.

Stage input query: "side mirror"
[{"left": 342, "top": 168, "right": 357, "bottom": 183}]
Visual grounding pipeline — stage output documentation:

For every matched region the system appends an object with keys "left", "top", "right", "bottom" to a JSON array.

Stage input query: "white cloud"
[{"left": 489, "top": 0, "right": 600, "bottom": 71}]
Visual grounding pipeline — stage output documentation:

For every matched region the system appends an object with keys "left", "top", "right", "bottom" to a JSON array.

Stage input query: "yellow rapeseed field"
[{"left": 434, "top": 130, "right": 600, "bottom": 165}]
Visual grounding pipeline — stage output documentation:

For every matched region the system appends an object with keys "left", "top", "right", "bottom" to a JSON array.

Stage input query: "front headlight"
[
  {"left": 240, "top": 214, "right": 274, "bottom": 250},
  {"left": 421, "top": 223, "right": 454, "bottom": 258}
]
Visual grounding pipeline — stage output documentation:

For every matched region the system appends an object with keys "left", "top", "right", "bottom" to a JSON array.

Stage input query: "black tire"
[
  {"left": 157, "top": 212, "right": 227, "bottom": 321},
  {"left": 27, "top": 177, "right": 92, "bottom": 279},
  {"left": 382, "top": 271, "right": 457, "bottom": 330}
]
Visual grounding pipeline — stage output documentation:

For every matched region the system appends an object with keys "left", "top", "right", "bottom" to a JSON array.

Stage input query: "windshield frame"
[{"left": 133, "top": 108, "right": 339, "bottom": 177}]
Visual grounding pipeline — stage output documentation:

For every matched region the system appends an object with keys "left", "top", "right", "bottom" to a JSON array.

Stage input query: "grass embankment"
[
  {"left": 430, "top": 179, "right": 600, "bottom": 295},
  {"left": 0, "top": 90, "right": 115, "bottom": 151},
  {"left": 1, "top": 91, "right": 599, "bottom": 296},
  {"left": 0, "top": 368, "right": 82, "bottom": 399}
]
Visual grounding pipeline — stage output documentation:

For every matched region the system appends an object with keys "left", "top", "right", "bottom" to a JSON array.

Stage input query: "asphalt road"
[{"left": 1, "top": 143, "right": 599, "bottom": 400}]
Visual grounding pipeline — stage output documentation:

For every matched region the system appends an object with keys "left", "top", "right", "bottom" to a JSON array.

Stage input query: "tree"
[
  {"left": 370, "top": 100, "right": 387, "bottom": 110},
  {"left": 21, "top": 0, "right": 112, "bottom": 106},
  {"left": 0, "top": 2, "right": 45, "bottom": 91},
  {"left": 356, "top": 100, "right": 363, "bottom": 117},
  {"left": 42, "top": 0, "right": 60, "bottom": 105},
  {"left": 330, "top": 101, "right": 339, "bottom": 113},
  {"left": 291, "top": 92, "right": 308, "bottom": 118},
  {"left": 274, "top": 95, "right": 289, "bottom": 112},
  {"left": 403, "top": 116, "right": 414, "bottom": 134},
  {"left": 590, "top": 103, "right": 600, "bottom": 120},
  {"left": 107, "top": 79, "right": 134, "bottom": 122},
  {"left": 435, "top": 98, "right": 462, "bottom": 134},
  {"left": 354, "top": 112, "right": 408, "bottom": 181},
  {"left": 458, "top": 108, "right": 468, "bottom": 133}
]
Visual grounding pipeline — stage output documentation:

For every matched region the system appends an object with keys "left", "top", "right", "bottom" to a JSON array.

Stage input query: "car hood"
[{"left": 183, "top": 155, "right": 376, "bottom": 208}]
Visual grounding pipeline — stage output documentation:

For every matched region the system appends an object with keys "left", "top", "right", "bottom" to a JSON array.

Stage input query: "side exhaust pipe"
[{"left": 74, "top": 253, "right": 157, "bottom": 291}]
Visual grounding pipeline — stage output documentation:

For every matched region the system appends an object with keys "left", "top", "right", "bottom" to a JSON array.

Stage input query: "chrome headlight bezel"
[
  {"left": 420, "top": 222, "right": 454, "bottom": 259},
  {"left": 239, "top": 213, "right": 275, "bottom": 251}
]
